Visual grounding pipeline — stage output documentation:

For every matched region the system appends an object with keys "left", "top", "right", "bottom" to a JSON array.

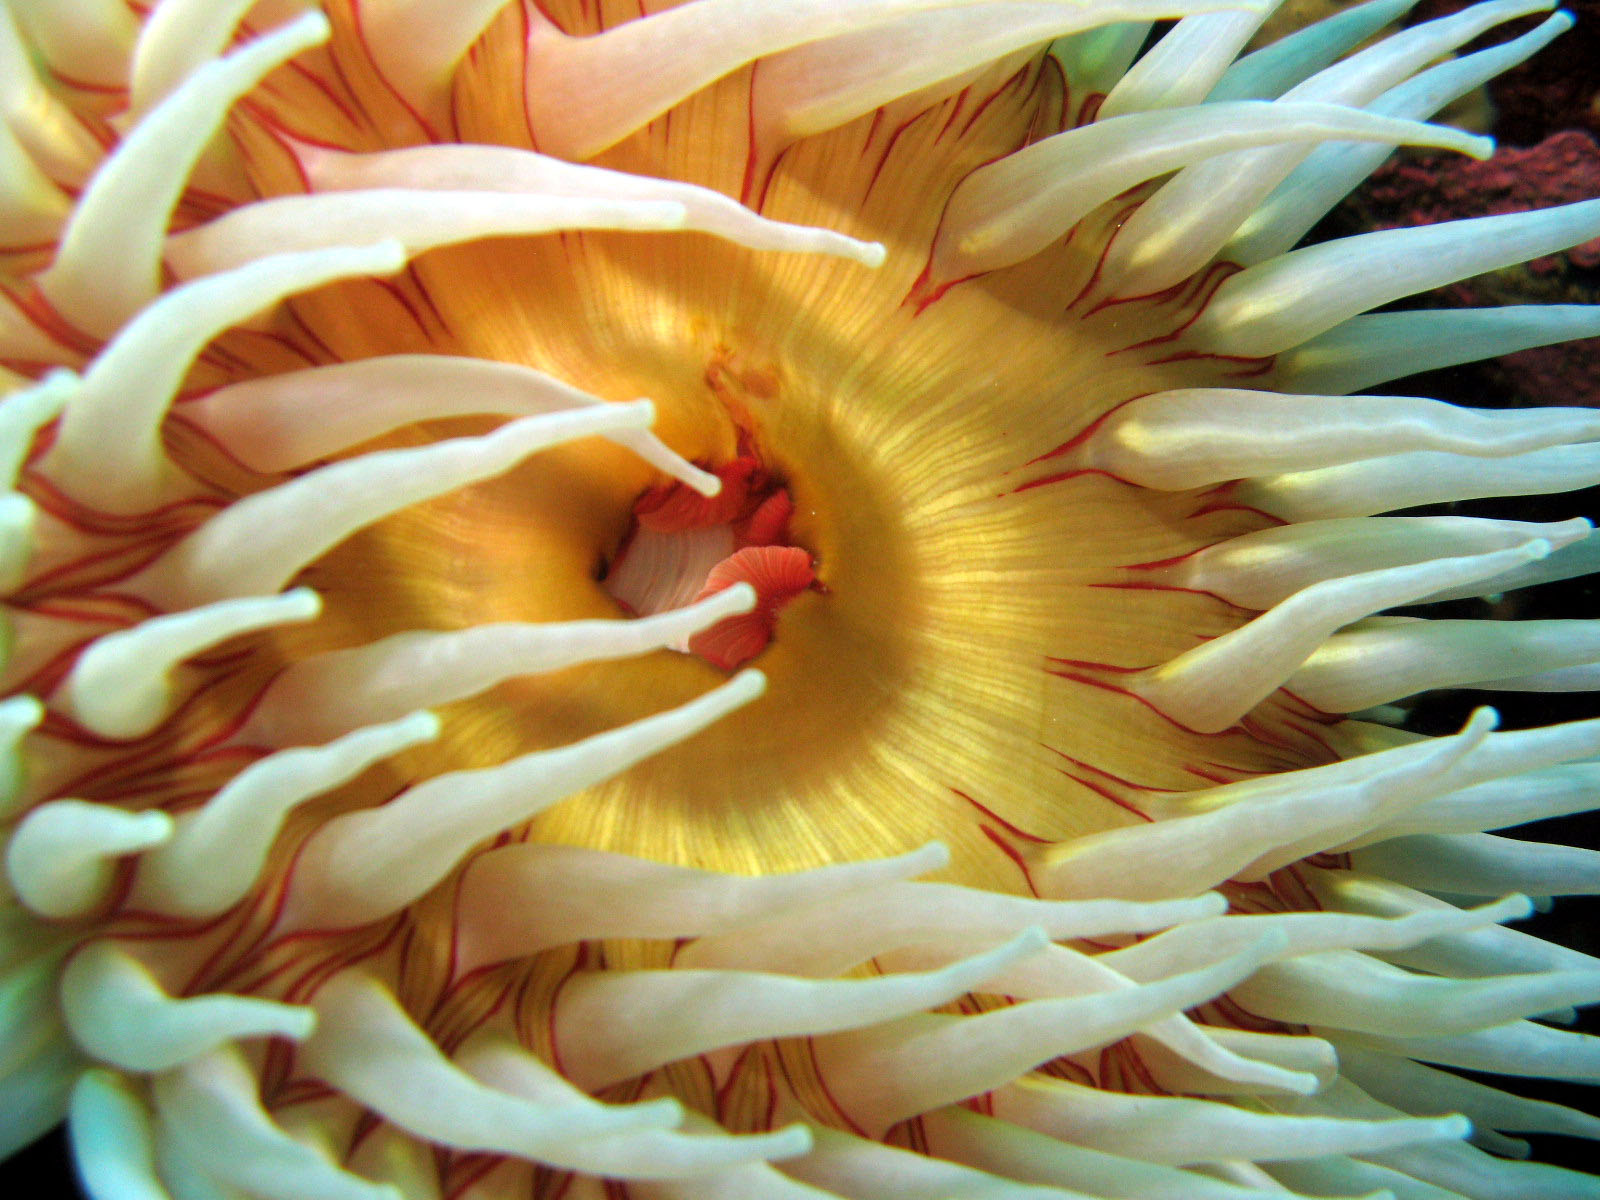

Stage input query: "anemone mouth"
[{"left": 4, "top": 1, "right": 1600, "bottom": 1199}]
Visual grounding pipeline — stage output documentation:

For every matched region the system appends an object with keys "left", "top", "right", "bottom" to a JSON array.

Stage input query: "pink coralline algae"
[
  {"left": 1342, "top": 131, "right": 1600, "bottom": 409},
  {"left": 1362, "top": 132, "right": 1600, "bottom": 269}
]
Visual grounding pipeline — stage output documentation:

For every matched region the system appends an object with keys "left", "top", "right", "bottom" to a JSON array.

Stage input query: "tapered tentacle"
[
  {"left": 295, "top": 144, "right": 884, "bottom": 268},
  {"left": 132, "top": 712, "right": 442, "bottom": 918},
  {"left": 282, "top": 672, "right": 766, "bottom": 930},
  {"left": 928, "top": 102, "right": 1486, "bottom": 286},
  {"left": 59, "top": 942, "right": 314, "bottom": 1073},
  {"left": 747, "top": 2, "right": 1188, "bottom": 167},
  {"left": 6, "top": 802, "right": 174, "bottom": 920},
  {"left": 1305, "top": 868, "right": 1600, "bottom": 977},
  {"left": 519, "top": 0, "right": 1272, "bottom": 161},
  {"left": 451, "top": 840, "right": 953, "bottom": 970},
  {"left": 134, "top": 401, "right": 656, "bottom": 607},
  {"left": 925, "top": 1105, "right": 1319, "bottom": 1200},
  {"left": 1239, "top": 441, "right": 1600, "bottom": 522},
  {"left": 1130, "top": 545, "right": 1547, "bottom": 733},
  {"left": 989, "top": 1074, "right": 1468, "bottom": 1167},
  {"left": 1337, "top": 1043, "right": 1600, "bottom": 1150},
  {"left": 458, "top": 1035, "right": 813, "bottom": 1179},
  {"left": 1206, "top": 0, "right": 1418, "bottom": 102},
  {"left": 1232, "top": 950, "right": 1600, "bottom": 1035},
  {"left": 1288, "top": 618, "right": 1600, "bottom": 714},
  {"left": 1073, "top": 388, "right": 1600, "bottom": 491},
  {"left": 240, "top": 585, "right": 756, "bottom": 747},
  {"left": 1352, "top": 832, "right": 1600, "bottom": 897},
  {"left": 1192, "top": 198, "right": 1600, "bottom": 358},
  {"left": 678, "top": 883, "right": 1225, "bottom": 975},
  {"left": 812, "top": 943, "right": 1279, "bottom": 1137},
  {"left": 164, "top": 190, "right": 688, "bottom": 280},
  {"left": 150, "top": 1047, "right": 403, "bottom": 1200},
  {"left": 39, "top": 12, "right": 333, "bottom": 338},
  {"left": 1276, "top": 304, "right": 1600, "bottom": 397},
  {"left": 63, "top": 589, "right": 322, "bottom": 740},
  {"left": 1096, "top": 7, "right": 1278, "bottom": 120},
  {"left": 778, "top": 1123, "right": 1094, "bottom": 1200},
  {"left": 1031, "top": 708, "right": 1600, "bottom": 900},
  {"left": 42, "top": 241, "right": 407, "bottom": 515},
  {"left": 552, "top": 929, "right": 1045, "bottom": 1090},
  {"left": 299, "top": 974, "right": 687, "bottom": 1165},
  {"left": 1226, "top": 12, "right": 1573, "bottom": 266},
  {"left": 68, "top": 1070, "right": 173, "bottom": 1200},
  {"left": 183, "top": 353, "right": 721, "bottom": 493},
  {"left": 1133, "top": 516, "right": 1591, "bottom": 610},
  {"left": 1098, "top": 0, "right": 1554, "bottom": 295},
  {"left": 127, "top": 0, "right": 260, "bottom": 116}
]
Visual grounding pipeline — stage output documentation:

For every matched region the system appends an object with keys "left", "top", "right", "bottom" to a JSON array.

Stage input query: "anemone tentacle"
[{"left": 1, "top": 2, "right": 1599, "bottom": 1198}]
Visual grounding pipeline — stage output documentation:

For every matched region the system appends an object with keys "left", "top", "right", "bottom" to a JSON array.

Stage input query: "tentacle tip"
[
  {"left": 1463, "top": 705, "right": 1501, "bottom": 734},
  {"left": 364, "top": 239, "right": 410, "bottom": 277},
  {"left": 1548, "top": 517, "right": 1596, "bottom": 546},
  {"left": 36, "top": 365, "right": 80, "bottom": 388},
  {"left": 389, "top": 710, "right": 443, "bottom": 745},
  {"left": 637, "top": 1096, "right": 686, "bottom": 1129},
  {"left": 1495, "top": 892, "right": 1538, "bottom": 922},
  {"left": 0, "top": 693, "right": 45, "bottom": 728},
  {"left": 135, "top": 808, "right": 178, "bottom": 840},
  {"left": 913, "top": 839, "right": 952, "bottom": 872},
  {"left": 728, "top": 667, "right": 769, "bottom": 702},
  {"left": 20, "top": 368, "right": 77, "bottom": 415},
  {"left": 723, "top": 581, "right": 759, "bottom": 615},
  {"left": 856, "top": 241, "right": 888, "bottom": 269},
  {"left": 282, "top": 586, "right": 325, "bottom": 618},
  {"left": 769, "top": 1122, "right": 814, "bottom": 1160},
  {"left": 291, "top": 9, "right": 334, "bottom": 43},
  {"left": 1279, "top": 1069, "right": 1325, "bottom": 1096}
]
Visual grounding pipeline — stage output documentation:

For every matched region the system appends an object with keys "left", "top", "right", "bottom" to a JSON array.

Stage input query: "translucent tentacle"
[
  {"left": 38, "top": 12, "right": 332, "bottom": 338},
  {"left": 59, "top": 942, "right": 314, "bottom": 1073},
  {"left": 1192, "top": 200, "right": 1600, "bottom": 358}
]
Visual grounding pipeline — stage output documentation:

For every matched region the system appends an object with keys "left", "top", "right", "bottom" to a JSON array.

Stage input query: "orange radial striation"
[{"left": 2, "top": 2, "right": 1600, "bottom": 1199}]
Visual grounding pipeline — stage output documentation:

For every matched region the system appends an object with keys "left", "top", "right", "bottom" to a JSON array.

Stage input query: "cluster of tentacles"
[{"left": 4, "top": 1, "right": 1600, "bottom": 1198}]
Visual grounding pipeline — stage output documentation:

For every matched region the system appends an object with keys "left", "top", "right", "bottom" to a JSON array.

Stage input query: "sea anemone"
[{"left": 4, "top": 0, "right": 1600, "bottom": 1197}]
